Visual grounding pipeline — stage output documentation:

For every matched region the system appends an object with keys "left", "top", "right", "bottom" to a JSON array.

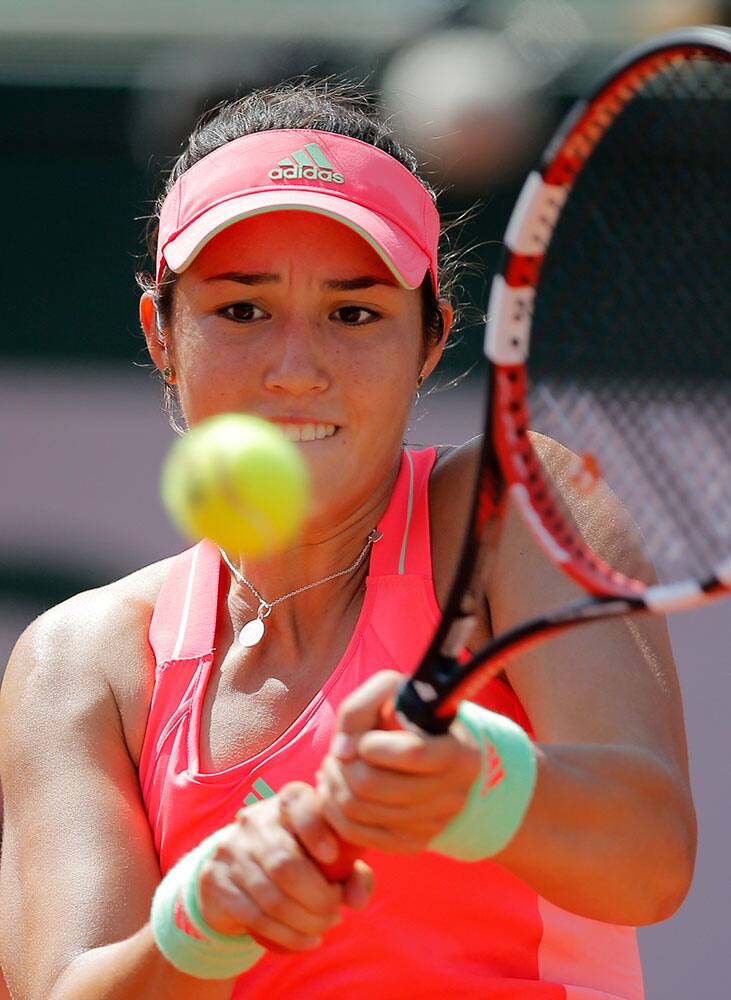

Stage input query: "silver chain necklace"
[{"left": 220, "top": 529, "right": 382, "bottom": 647}]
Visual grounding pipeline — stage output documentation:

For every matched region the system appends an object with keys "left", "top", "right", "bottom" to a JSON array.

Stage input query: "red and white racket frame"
[
  {"left": 484, "top": 26, "right": 731, "bottom": 617},
  {"left": 394, "top": 27, "right": 731, "bottom": 730}
]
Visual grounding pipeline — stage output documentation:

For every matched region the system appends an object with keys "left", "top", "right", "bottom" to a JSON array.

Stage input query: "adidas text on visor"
[{"left": 156, "top": 129, "right": 440, "bottom": 292}]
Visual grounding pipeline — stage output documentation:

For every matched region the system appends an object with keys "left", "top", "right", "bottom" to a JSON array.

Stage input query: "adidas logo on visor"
[{"left": 268, "top": 142, "right": 345, "bottom": 184}]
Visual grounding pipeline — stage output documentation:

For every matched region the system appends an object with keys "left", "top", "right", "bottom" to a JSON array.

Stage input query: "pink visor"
[{"left": 156, "top": 129, "right": 440, "bottom": 291}]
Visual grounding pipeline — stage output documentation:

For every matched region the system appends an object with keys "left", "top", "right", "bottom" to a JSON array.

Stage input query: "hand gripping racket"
[{"left": 322, "top": 25, "right": 731, "bottom": 880}]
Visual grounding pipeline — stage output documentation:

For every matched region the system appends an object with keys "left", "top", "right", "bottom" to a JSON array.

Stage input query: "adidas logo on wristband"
[
  {"left": 173, "top": 889, "right": 207, "bottom": 941},
  {"left": 269, "top": 142, "right": 345, "bottom": 184}
]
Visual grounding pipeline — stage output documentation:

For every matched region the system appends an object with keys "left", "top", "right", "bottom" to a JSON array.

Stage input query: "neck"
[{"left": 222, "top": 465, "right": 397, "bottom": 652}]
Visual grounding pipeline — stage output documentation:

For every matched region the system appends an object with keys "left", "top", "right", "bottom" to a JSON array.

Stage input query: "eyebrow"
[{"left": 202, "top": 272, "right": 400, "bottom": 290}]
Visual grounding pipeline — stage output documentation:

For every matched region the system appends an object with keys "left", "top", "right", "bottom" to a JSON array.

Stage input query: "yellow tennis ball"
[{"left": 160, "top": 414, "right": 310, "bottom": 558}]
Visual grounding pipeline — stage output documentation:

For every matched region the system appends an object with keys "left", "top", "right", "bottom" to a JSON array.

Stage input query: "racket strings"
[
  {"left": 533, "top": 382, "right": 730, "bottom": 582},
  {"left": 527, "top": 51, "right": 731, "bottom": 586}
]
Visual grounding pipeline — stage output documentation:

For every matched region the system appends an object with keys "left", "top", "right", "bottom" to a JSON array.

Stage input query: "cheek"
[
  {"left": 343, "top": 353, "right": 418, "bottom": 460},
  {"left": 344, "top": 367, "right": 414, "bottom": 442},
  {"left": 175, "top": 347, "right": 252, "bottom": 424},
  {"left": 344, "top": 326, "right": 421, "bottom": 394}
]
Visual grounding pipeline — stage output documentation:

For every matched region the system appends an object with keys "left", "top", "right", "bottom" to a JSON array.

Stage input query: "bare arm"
[
  {"left": 487, "top": 450, "right": 696, "bottom": 923},
  {"left": 318, "top": 436, "right": 696, "bottom": 925},
  {"left": 0, "top": 571, "right": 373, "bottom": 1000},
  {"left": 0, "top": 584, "right": 234, "bottom": 1000}
]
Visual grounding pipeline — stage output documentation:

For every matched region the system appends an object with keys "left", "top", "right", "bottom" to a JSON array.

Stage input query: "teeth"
[{"left": 279, "top": 423, "right": 337, "bottom": 442}]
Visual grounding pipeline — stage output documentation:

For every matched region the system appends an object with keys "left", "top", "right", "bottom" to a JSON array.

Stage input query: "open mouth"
[{"left": 278, "top": 422, "right": 338, "bottom": 443}]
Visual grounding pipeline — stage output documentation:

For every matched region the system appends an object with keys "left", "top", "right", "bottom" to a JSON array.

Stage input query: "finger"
[
  {"left": 318, "top": 752, "right": 451, "bottom": 807},
  {"left": 278, "top": 781, "right": 341, "bottom": 866},
  {"left": 319, "top": 758, "right": 455, "bottom": 833},
  {"left": 235, "top": 805, "right": 342, "bottom": 914},
  {"left": 331, "top": 670, "right": 403, "bottom": 760},
  {"left": 317, "top": 763, "right": 427, "bottom": 851},
  {"left": 225, "top": 851, "right": 341, "bottom": 938},
  {"left": 342, "top": 859, "right": 375, "bottom": 910},
  {"left": 318, "top": 794, "right": 428, "bottom": 854},
  {"left": 356, "top": 728, "right": 462, "bottom": 775},
  {"left": 318, "top": 754, "right": 471, "bottom": 807},
  {"left": 252, "top": 836, "right": 343, "bottom": 916},
  {"left": 198, "top": 857, "right": 323, "bottom": 951}
]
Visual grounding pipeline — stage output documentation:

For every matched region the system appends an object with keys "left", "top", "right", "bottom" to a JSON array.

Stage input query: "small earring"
[
  {"left": 416, "top": 374, "right": 425, "bottom": 388},
  {"left": 162, "top": 365, "right": 175, "bottom": 384}
]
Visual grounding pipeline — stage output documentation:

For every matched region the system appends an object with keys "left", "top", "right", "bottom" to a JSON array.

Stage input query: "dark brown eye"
[
  {"left": 335, "top": 306, "right": 378, "bottom": 325},
  {"left": 221, "top": 302, "right": 265, "bottom": 323}
]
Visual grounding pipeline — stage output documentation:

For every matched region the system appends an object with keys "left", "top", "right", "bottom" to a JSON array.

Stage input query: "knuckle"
[
  {"left": 197, "top": 858, "right": 223, "bottom": 897},
  {"left": 234, "top": 808, "right": 252, "bottom": 833},
  {"left": 279, "top": 780, "right": 310, "bottom": 807},
  {"left": 201, "top": 878, "right": 258, "bottom": 936},
  {"left": 331, "top": 779, "right": 366, "bottom": 819},
  {"left": 341, "top": 795, "right": 366, "bottom": 822},
  {"left": 266, "top": 849, "right": 301, "bottom": 883},
  {"left": 346, "top": 765, "right": 373, "bottom": 797},
  {"left": 249, "top": 878, "right": 286, "bottom": 920},
  {"left": 236, "top": 899, "right": 265, "bottom": 933},
  {"left": 336, "top": 702, "right": 358, "bottom": 730},
  {"left": 262, "top": 891, "right": 290, "bottom": 923},
  {"left": 235, "top": 803, "right": 269, "bottom": 835}
]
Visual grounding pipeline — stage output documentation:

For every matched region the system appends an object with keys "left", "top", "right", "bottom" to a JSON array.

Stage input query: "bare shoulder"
[
  {"left": 485, "top": 435, "right": 689, "bottom": 775},
  {"left": 0, "top": 558, "right": 180, "bottom": 995},
  {"left": 529, "top": 431, "right": 654, "bottom": 580},
  {"left": 1, "top": 555, "right": 176, "bottom": 768},
  {"left": 425, "top": 430, "right": 649, "bottom": 605}
]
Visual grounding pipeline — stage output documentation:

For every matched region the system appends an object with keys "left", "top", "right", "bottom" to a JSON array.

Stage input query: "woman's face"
[{"left": 146, "top": 211, "right": 447, "bottom": 529}]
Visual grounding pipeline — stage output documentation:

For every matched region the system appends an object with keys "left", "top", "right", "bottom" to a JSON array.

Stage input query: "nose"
[{"left": 263, "top": 318, "right": 330, "bottom": 397}]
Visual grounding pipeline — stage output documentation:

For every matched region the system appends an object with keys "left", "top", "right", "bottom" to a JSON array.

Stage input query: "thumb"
[
  {"left": 342, "top": 858, "right": 375, "bottom": 910},
  {"left": 330, "top": 670, "right": 403, "bottom": 761}
]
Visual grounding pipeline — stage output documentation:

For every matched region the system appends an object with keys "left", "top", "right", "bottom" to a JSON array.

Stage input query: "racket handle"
[
  {"left": 251, "top": 699, "right": 409, "bottom": 948},
  {"left": 315, "top": 698, "right": 406, "bottom": 882}
]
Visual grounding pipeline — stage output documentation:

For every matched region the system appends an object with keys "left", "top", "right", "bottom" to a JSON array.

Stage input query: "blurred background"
[{"left": 0, "top": 1, "right": 729, "bottom": 996}]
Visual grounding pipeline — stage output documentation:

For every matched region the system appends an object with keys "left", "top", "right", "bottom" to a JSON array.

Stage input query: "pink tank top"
[{"left": 140, "top": 447, "right": 644, "bottom": 999}]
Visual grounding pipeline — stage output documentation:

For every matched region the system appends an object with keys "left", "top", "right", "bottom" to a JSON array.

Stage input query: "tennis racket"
[{"left": 321, "top": 24, "right": 731, "bottom": 880}]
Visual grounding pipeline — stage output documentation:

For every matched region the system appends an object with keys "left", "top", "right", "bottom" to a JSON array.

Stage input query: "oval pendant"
[{"left": 239, "top": 618, "right": 265, "bottom": 647}]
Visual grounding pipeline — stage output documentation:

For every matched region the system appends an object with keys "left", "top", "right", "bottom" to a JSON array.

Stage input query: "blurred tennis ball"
[{"left": 160, "top": 414, "right": 310, "bottom": 557}]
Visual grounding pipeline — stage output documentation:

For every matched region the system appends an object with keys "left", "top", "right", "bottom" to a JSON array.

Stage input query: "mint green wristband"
[
  {"left": 150, "top": 825, "right": 265, "bottom": 980},
  {"left": 429, "top": 701, "right": 537, "bottom": 861}
]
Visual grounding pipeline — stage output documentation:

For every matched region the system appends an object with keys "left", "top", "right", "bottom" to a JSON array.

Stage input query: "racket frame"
[{"left": 396, "top": 26, "right": 731, "bottom": 732}]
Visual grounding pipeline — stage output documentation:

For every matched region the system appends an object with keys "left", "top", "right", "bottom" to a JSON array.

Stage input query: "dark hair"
[{"left": 138, "top": 79, "right": 461, "bottom": 420}]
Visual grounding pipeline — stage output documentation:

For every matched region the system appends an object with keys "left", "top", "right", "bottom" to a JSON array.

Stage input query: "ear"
[
  {"left": 140, "top": 291, "right": 170, "bottom": 374},
  {"left": 421, "top": 298, "right": 454, "bottom": 380}
]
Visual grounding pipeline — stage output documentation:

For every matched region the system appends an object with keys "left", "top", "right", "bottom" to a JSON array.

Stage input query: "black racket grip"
[{"left": 394, "top": 673, "right": 455, "bottom": 735}]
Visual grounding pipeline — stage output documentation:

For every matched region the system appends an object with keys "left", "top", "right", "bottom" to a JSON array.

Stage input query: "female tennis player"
[{"left": 0, "top": 83, "right": 695, "bottom": 1000}]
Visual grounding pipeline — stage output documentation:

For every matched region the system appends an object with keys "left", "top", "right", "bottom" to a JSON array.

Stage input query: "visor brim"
[{"left": 159, "top": 190, "right": 433, "bottom": 291}]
